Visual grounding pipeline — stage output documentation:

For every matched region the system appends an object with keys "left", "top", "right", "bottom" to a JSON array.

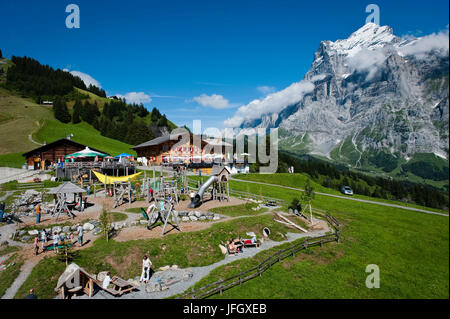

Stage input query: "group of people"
[
  {"left": 227, "top": 235, "right": 259, "bottom": 255},
  {"left": 33, "top": 224, "right": 84, "bottom": 255}
]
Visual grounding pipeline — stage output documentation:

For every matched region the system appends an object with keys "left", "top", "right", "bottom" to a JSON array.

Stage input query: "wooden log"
[{"left": 276, "top": 213, "right": 308, "bottom": 232}]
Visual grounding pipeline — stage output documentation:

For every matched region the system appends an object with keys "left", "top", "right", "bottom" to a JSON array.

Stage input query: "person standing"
[
  {"left": 33, "top": 235, "right": 39, "bottom": 255},
  {"left": 139, "top": 255, "right": 152, "bottom": 284},
  {"left": 35, "top": 204, "right": 41, "bottom": 224},
  {"left": 52, "top": 232, "right": 59, "bottom": 254},
  {"left": 77, "top": 224, "right": 84, "bottom": 247},
  {"left": 40, "top": 229, "right": 47, "bottom": 252}
]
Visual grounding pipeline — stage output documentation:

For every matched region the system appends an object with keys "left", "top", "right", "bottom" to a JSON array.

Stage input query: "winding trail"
[
  {"left": 230, "top": 177, "right": 449, "bottom": 217},
  {"left": 1, "top": 259, "right": 37, "bottom": 299}
]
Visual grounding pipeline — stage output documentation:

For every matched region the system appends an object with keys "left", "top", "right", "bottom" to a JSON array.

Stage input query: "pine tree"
[
  {"left": 53, "top": 98, "right": 71, "bottom": 123},
  {"left": 72, "top": 100, "right": 82, "bottom": 124},
  {"left": 99, "top": 210, "right": 111, "bottom": 242}
]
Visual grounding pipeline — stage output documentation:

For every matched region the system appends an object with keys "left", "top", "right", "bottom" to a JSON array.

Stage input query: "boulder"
[
  {"left": 52, "top": 226, "right": 62, "bottom": 233},
  {"left": 90, "top": 220, "right": 100, "bottom": 227},
  {"left": 18, "top": 230, "right": 26, "bottom": 236},
  {"left": 22, "top": 235, "right": 31, "bottom": 242},
  {"left": 159, "top": 265, "right": 170, "bottom": 271},
  {"left": 181, "top": 216, "right": 189, "bottom": 222},
  {"left": 178, "top": 211, "right": 188, "bottom": 217},
  {"left": 188, "top": 211, "right": 194, "bottom": 217},
  {"left": 83, "top": 223, "right": 95, "bottom": 231},
  {"left": 213, "top": 216, "right": 220, "bottom": 221},
  {"left": 28, "top": 229, "right": 39, "bottom": 236},
  {"left": 189, "top": 216, "right": 198, "bottom": 222},
  {"left": 71, "top": 225, "right": 78, "bottom": 231},
  {"left": 139, "top": 220, "right": 148, "bottom": 225},
  {"left": 199, "top": 216, "right": 206, "bottom": 221},
  {"left": 92, "top": 228, "right": 102, "bottom": 235},
  {"left": 62, "top": 226, "right": 70, "bottom": 233},
  {"left": 194, "top": 211, "right": 202, "bottom": 218},
  {"left": 213, "top": 214, "right": 221, "bottom": 219},
  {"left": 206, "top": 215, "right": 213, "bottom": 220},
  {"left": 171, "top": 265, "right": 178, "bottom": 270}
]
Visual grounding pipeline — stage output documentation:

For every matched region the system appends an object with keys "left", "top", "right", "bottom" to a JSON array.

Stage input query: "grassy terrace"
[
  {"left": 231, "top": 173, "right": 449, "bottom": 214},
  {"left": 184, "top": 188, "right": 449, "bottom": 298}
]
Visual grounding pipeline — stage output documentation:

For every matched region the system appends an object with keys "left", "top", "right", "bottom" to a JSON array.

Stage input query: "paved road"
[{"left": 230, "top": 177, "right": 449, "bottom": 217}]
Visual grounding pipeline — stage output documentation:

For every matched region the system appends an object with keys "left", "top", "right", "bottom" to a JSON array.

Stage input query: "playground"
[{"left": 0, "top": 167, "right": 448, "bottom": 299}]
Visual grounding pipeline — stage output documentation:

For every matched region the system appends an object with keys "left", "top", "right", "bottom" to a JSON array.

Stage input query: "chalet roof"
[
  {"left": 210, "top": 165, "right": 231, "bottom": 176},
  {"left": 48, "top": 182, "right": 86, "bottom": 194},
  {"left": 22, "top": 138, "right": 108, "bottom": 157},
  {"left": 131, "top": 134, "right": 227, "bottom": 150}
]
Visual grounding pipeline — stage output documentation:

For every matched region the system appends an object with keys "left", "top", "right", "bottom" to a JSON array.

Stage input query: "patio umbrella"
[
  {"left": 65, "top": 147, "right": 107, "bottom": 159},
  {"left": 114, "top": 153, "right": 134, "bottom": 159}
]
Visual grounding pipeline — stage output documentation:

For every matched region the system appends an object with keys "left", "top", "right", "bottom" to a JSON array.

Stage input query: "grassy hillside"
[
  {"left": 34, "top": 119, "right": 136, "bottom": 157},
  {"left": 0, "top": 87, "right": 136, "bottom": 166}
]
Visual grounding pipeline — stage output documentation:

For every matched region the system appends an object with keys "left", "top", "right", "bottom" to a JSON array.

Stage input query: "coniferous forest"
[{"left": 2, "top": 55, "right": 173, "bottom": 146}]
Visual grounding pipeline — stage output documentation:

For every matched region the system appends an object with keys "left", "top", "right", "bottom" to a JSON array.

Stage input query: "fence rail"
[{"left": 177, "top": 214, "right": 340, "bottom": 299}]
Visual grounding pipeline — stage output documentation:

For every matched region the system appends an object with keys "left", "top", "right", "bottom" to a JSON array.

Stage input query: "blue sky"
[{"left": 1, "top": 0, "right": 448, "bottom": 130}]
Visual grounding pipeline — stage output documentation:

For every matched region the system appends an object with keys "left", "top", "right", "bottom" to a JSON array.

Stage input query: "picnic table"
[{"left": 102, "top": 276, "right": 137, "bottom": 296}]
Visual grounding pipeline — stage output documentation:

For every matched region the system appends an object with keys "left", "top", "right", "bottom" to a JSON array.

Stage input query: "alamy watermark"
[
  {"left": 365, "top": 264, "right": 380, "bottom": 288},
  {"left": 65, "top": 4, "right": 80, "bottom": 29},
  {"left": 365, "top": 4, "right": 380, "bottom": 25}
]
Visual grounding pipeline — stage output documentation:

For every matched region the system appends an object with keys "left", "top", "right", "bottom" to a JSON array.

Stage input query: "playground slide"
[{"left": 188, "top": 175, "right": 218, "bottom": 208}]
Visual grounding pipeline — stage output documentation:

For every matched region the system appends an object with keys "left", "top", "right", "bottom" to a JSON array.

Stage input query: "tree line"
[
  {"left": 5, "top": 56, "right": 105, "bottom": 101},
  {"left": 53, "top": 96, "right": 170, "bottom": 146}
]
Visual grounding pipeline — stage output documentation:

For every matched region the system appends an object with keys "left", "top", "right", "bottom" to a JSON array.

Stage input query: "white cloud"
[
  {"left": 257, "top": 85, "right": 276, "bottom": 95},
  {"left": 193, "top": 94, "right": 231, "bottom": 109},
  {"left": 115, "top": 92, "right": 152, "bottom": 104},
  {"left": 224, "top": 80, "right": 315, "bottom": 128},
  {"left": 68, "top": 70, "right": 102, "bottom": 88},
  {"left": 346, "top": 48, "right": 389, "bottom": 81},
  {"left": 398, "top": 27, "right": 449, "bottom": 59}
]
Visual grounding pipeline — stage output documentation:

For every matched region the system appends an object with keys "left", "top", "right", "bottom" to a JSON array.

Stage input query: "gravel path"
[
  {"left": 1, "top": 259, "right": 37, "bottom": 299},
  {"left": 76, "top": 229, "right": 329, "bottom": 299}
]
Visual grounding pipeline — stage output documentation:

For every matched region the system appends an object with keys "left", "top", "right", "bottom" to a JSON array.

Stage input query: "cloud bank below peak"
[{"left": 224, "top": 80, "right": 315, "bottom": 128}]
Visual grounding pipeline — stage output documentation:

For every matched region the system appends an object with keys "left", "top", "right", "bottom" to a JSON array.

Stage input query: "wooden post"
[
  {"left": 128, "top": 178, "right": 131, "bottom": 207},
  {"left": 104, "top": 173, "right": 107, "bottom": 197}
]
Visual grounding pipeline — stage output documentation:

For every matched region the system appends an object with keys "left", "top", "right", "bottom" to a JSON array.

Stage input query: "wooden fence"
[{"left": 177, "top": 214, "right": 340, "bottom": 299}]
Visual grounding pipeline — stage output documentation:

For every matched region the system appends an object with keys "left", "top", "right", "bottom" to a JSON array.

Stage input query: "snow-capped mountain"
[{"left": 229, "top": 23, "right": 449, "bottom": 172}]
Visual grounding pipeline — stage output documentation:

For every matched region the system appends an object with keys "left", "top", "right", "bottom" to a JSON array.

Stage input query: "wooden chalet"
[
  {"left": 132, "top": 134, "right": 231, "bottom": 166},
  {"left": 22, "top": 138, "right": 108, "bottom": 170}
]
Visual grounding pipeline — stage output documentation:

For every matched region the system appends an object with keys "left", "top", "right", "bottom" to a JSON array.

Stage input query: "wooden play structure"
[
  {"left": 55, "top": 263, "right": 137, "bottom": 298},
  {"left": 141, "top": 200, "right": 182, "bottom": 236},
  {"left": 112, "top": 179, "right": 133, "bottom": 208},
  {"left": 48, "top": 182, "right": 87, "bottom": 221}
]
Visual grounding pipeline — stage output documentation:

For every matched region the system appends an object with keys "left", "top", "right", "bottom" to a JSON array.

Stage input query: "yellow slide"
[{"left": 92, "top": 170, "right": 142, "bottom": 184}]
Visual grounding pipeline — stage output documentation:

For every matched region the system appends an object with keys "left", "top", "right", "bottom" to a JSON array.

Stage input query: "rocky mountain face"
[{"left": 239, "top": 23, "right": 449, "bottom": 173}]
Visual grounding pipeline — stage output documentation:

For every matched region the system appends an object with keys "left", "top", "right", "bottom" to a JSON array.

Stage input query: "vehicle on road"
[{"left": 340, "top": 185, "right": 354, "bottom": 195}]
